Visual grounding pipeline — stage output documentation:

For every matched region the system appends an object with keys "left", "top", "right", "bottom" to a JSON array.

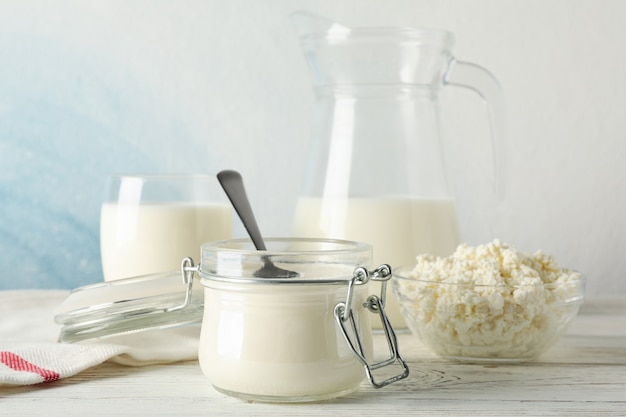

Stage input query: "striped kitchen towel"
[
  {"left": 0, "top": 290, "right": 199, "bottom": 386},
  {"left": 0, "top": 342, "right": 126, "bottom": 385}
]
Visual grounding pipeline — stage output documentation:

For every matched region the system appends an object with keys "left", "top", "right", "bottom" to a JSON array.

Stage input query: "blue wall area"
[{"left": 0, "top": 16, "right": 202, "bottom": 289}]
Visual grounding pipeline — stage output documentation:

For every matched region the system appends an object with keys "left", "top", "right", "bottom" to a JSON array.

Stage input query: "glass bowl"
[{"left": 391, "top": 266, "right": 585, "bottom": 363}]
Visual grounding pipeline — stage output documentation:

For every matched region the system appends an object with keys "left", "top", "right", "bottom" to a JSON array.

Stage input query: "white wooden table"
[{"left": 1, "top": 295, "right": 625, "bottom": 416}]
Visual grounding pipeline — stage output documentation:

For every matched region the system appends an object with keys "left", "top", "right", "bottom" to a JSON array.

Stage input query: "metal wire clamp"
[{"left": 334, "top": 264, "right": 410, "bottom": 388}]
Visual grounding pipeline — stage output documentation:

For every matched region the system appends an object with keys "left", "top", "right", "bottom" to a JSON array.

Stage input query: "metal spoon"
[{"left": 217, "top": 170, "right": 298, "bottom": 278}]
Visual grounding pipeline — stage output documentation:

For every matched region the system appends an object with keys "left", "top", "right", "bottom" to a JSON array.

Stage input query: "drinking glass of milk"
[{"left": 100, "top": 174, "right": 232, "bottom": 281}]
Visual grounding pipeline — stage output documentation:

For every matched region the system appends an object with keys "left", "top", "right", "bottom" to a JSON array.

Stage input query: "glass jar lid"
[{"left": 54, "top": 261, "right": 202, "bottom": 343}]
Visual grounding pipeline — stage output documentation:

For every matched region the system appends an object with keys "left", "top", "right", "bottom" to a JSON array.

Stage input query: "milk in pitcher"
[{"left": 292, "top": 196, "right": 462, "bottom": 325}]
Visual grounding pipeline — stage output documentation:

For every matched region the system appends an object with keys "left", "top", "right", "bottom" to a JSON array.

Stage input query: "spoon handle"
[{"left": 217, "top": 170, "right": 267, "bottom": 251}]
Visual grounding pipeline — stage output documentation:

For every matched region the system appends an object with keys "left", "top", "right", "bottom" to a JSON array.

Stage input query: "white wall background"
[{"left": 0, "top": 0, "right": 624, "bottom": 295}]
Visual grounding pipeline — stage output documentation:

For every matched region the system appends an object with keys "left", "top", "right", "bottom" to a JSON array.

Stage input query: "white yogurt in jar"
[
  {"left": 195, "top": 238, "right": 406, "bottom": 402},
  {"left": 198, "top": 278, "right": 372, "bottom": 401}
]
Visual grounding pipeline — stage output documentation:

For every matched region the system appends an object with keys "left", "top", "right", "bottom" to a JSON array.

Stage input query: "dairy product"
[
  {"left": 292, "top": 197, "right": 462, "bottom": 326},
  {"left": 196, "top": 238, "right": 384, "bottom": 402},
  {"left": 393, "top": 239, "right": 585, "bottom": 361},
  {"left": 100, "top": 202, "right": 232, "bottom": 281},
  {"left": 198, "top": 279, "right": 371, "bottom": 402}
]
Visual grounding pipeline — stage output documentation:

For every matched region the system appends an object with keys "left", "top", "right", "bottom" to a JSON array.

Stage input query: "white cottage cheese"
[{"left": 394, "top": 240, "right": 584, "bottom": 361}]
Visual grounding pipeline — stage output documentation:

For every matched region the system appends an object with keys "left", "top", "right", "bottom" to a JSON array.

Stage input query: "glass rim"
[
  {"left": 199, "top": 237, "right": 373, "bottom": 285},
  {"left": 392, "top": 267, "right": 586, "bottom": 289},
  {"left": 300, "top": 26, "right": 454, "bottom": 46},
  {"left": 200, "top": 237, "right": 372, "bottom": 256},
  {"left": 108, "top": 173, "right": 216, "bottom": 180}
]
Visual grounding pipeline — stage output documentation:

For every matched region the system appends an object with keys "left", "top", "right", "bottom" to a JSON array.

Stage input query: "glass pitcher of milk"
[{"left": 290, "top": 12, "right": 508, "bottom": 327}]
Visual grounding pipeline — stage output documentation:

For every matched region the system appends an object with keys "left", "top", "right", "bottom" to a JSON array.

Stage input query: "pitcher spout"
[{"left": 291, "top": 11, "right": 454, "bottom": 87}]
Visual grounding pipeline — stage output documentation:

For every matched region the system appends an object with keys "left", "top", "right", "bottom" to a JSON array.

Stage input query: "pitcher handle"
[{"left": 444, "top": 58, "right": 509, "bottom": 199}]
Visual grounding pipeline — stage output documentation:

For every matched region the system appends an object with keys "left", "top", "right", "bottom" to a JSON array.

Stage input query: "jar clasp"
[
  {"left": 165, "top": 257, "right": 198, "bottom": 312},
  {"left": 334, "top": 265, "right": 410, "bottom": 388}
]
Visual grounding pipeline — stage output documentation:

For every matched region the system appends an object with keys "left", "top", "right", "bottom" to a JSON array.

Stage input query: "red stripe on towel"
[{"left": 1, "top": 351, "right": 60, "bottom": 382}]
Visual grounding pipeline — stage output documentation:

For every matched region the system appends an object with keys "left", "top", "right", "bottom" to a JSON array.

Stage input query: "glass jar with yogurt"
[{"left": 196, "top": 238, "right": 408, "bottom": 402}]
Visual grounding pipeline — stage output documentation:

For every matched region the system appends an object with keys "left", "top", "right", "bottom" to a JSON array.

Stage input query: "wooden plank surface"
[{"left": 1, "top": 297, "right": 625, "bottom": 416}]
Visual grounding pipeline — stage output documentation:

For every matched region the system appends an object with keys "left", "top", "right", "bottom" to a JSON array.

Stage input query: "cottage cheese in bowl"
[{"left": 392, "top": 240, "right": 585, "bottom": 363}]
